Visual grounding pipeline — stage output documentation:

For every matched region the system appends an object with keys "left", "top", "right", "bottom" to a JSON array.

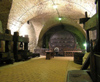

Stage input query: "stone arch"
[{"left": 37, "top": 18, "right": 86, "bottom": 49}]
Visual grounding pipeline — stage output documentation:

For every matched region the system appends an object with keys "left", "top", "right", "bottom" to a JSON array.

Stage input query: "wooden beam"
[
  {"left": 81, "top": 53, "right": 90, "bottom": 70},
  {"left": 79, "top": 12, "right": 90, "bottom": 24},
  {"left": 85, "top": 13, "right": 98, "bottom": 30}
]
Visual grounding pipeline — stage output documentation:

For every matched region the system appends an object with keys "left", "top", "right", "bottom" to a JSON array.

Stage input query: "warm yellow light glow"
[
  {"left": 10, "top": 27, "right": 19, "bottom": 35},
  {"left": 8, "top": 21, "right": 22, "bottom": 35},
  {"left": 19, "top": 23, "right": 28, "bottom": 37}
]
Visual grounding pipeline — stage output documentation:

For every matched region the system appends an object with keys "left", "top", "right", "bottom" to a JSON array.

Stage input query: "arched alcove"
[{"left": 38, "top": 24, "right": 86, "bottom": 50}]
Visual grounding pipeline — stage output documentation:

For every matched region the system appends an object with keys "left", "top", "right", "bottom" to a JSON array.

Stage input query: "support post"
[
  {"left": 24, "top": 35, "right": 28, "bottom": 51},
  {"left": 13, "top": 32, "right": 19, "bottom": 61},
  {"left": 80, "top": 12, "right": 90, "bottom": 52},
  {"left": 86, "top": 30, "right": 90, "bottom": 52}
]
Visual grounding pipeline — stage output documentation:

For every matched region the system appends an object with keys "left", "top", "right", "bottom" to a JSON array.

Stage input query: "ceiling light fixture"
[
  {"left": 51, "top": 0, "right": 62, "bottom": 21},
  {"left": 53, "top": 5, "right": 57, "bottom": 9}
]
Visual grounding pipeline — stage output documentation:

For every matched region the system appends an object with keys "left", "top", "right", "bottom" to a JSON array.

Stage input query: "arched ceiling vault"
[
  {"left": 38, "top": 16, "right": 86, "bottom": 42},
  {"left": 0, "top": 0, "right": 97, "bottom": 51},
  {"left": 37, "top": 17, "right": 86, "bottom": 49},
  {"left": 7, "top": 0, "right": 96, "bottom": 35}
]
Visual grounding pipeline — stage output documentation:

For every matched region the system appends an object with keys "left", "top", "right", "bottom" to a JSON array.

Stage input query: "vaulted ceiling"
[
  {"left": 0, "top": 0, "right": 96, "bottom": 49},
  {"left": 0, "top": 0, "right": 96, "bottom": 32},
  {"left": 7, "top": 0, "right": 96, "bottom": 31}
]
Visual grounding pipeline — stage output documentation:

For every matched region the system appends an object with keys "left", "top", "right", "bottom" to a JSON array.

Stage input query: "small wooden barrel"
[
  {"left": 46, "top": 52, "right": 51, "bottom": 59},
  {"left": 74, "top": 53, "right": 84, "bottom": 65}
]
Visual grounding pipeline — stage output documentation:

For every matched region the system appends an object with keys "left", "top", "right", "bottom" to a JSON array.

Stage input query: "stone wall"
[
  {"left": 89, "top": 30, "right": 97, "bottom": 40},
  {"left": 19, "top": 22, "right": 37, "bottom": 53}
]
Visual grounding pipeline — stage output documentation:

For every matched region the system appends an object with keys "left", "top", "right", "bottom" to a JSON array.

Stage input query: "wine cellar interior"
[{"left": 0, "top": 0, "right": 99, "bottom": 82}]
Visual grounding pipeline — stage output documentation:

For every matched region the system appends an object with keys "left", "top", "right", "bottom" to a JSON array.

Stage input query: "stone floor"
[{"left": 0, "top": 56, "right": 82, "bottom": 82}]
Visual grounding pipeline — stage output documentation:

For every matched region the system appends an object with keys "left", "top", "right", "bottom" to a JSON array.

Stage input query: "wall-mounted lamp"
[
  {"left": 83, "top": 43, "right": 87, "bottom": 49},
  {"left": 58, "top": 17, "right": 62, "bottom": 21},
  {"left": 20, "top": 42, "right": 23, "bottom": 48}
]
